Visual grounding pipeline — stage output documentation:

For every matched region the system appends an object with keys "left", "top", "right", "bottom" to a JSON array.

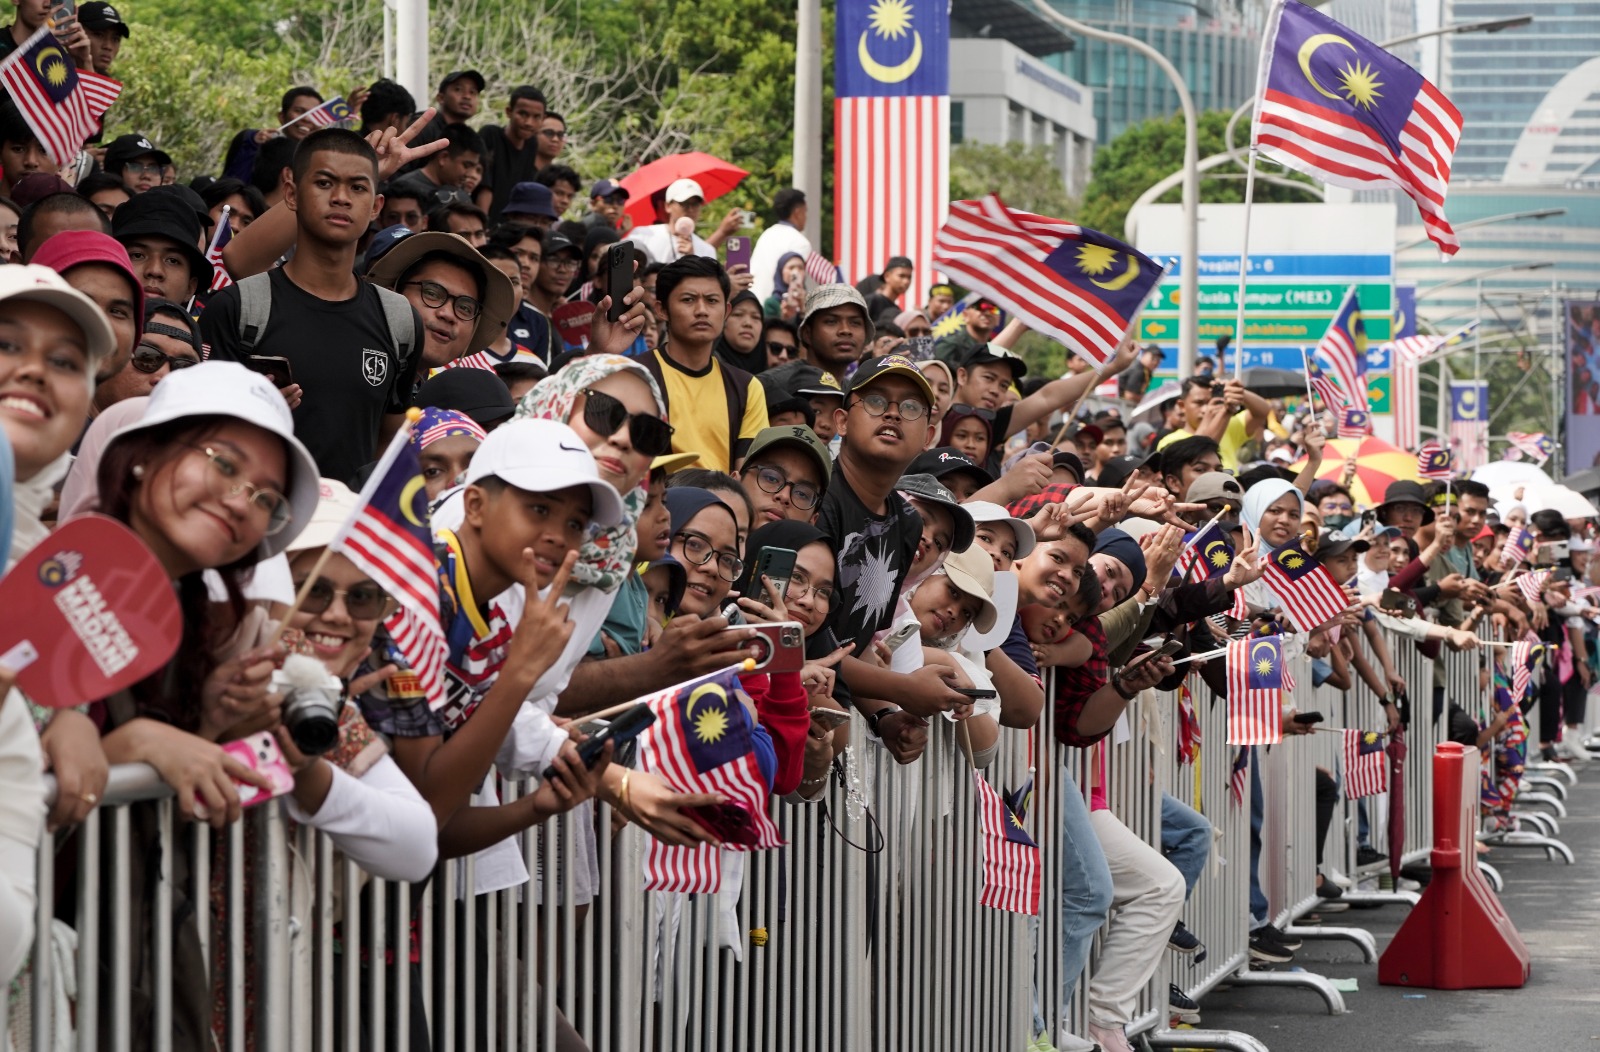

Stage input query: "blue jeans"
[
  {"left": 1249, "top": 747, "right": 1269, "bottom": 928},
  {"left": 1056, "top": 764, "right": 1115, "bottom": 1027},
  {"left": 1160, "top": 792, "right": 1210, "bottom": 897}
]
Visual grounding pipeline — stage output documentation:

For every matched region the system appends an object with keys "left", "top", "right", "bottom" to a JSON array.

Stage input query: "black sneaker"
[
  {"left": 1257, "top": 922, "right": 1302, "bottom": 951},
  {"left": 1169, "top": 920, "right": 1201, "bottom": 954},
  {"left": 1356, "top": 846, "right": 1388, "bottom": 867},
  {"left": 1249, "top": 930, "right": 1294, "bottom": 963},
  {"left": 1169, "top": 983, "right": 1201, "bottom": 1024}
]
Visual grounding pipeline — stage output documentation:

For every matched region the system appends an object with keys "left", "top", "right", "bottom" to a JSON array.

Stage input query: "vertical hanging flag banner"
[
  {"left": 1448, "top": 380, "right": 1489, "bottom": 471},
  {"left": 835, "top": 0, "right": 949, "bottom": 306}
]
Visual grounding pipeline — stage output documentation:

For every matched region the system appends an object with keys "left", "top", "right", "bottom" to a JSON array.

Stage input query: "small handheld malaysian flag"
[
  {"left": 933, "top": 194, "right": 1165, "bottom": 368},
  {"left": 205, "top": 206, "right": 234, "bottom": 293},
  {"left": 281, "top": 96, "right": 351, "bottom": 132},
  {"left": 1499, "top": 525, "right": 1535, "bottom": 569},
  {"left": 1226, "top": 635, "right": 1289, "bottom": 745},
  {"left": 973, "top": 771, "right": 1041, "bottom": 915},
  {"left": 1262, "top": 541, "right": 1351, "bottom": 632},
  {"left": 1314, "top": 287, "right": 1367, "bottom": 410},
  {"left": 0, "top": 28, "right": 121, "bottom": 165},
  {"left": 1510, "top": 638, "right": 1536, "bottom": 702},
  {"left": 1416, "top": 441, "right": 1452, "bottom": 480},
  {"left": 1337, "top": 407, "right": 1372, "bottom": 438},
  {"left": 1505, "top": 431, "right": 1554, "bottom": 465},
  {"left": 1342, "top": 730, "right": 1388, "bottom": 798},
  {"left": 1228, "top": 746, "right": 1250, "bottom": 809},
  {"left": 1176, "top": 679, "right": 1202, "bottom": 765},
  {"left": 1515, "top": 570, "right": 1551, "bottom": 607},
  {"left": 1303, "top": 353, "right": 1349, "bottom": 411},
  {"left": 804, "top": 251, "right": 844, "bottom": 286},
  {"left": 1175, "top": 521, "right": 1234, "bottom": 582}
]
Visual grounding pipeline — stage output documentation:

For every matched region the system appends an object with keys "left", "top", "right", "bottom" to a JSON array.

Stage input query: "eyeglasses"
[
  {"left": 293, "top": 577, "right": 394, "bottom": 620},
  {"left": 947, "top": 403, "right": 996, "bottom": 421},
  {"left": 539, "top": 128, "right": 568, "bottom": 139},
  {"left": 187, "top": 445, "right": 292, "bottom": 535},
  {"left": 544, "top": 255, "right": 581, "bottom": 272},
  {"left": 765, "top": 342, "right": 797, "bottom": 359},
  {"left": 124, "top": 162, "right": 174, "bottom": 177},
  {"left": 675, "top": 529, "right": 744, "bottom": 582},
  {"left": 782, "top": 568, "right": 834, "bottom": 605},
  {"left": 850, "top": 392, "right": 929, "bottom": 421},
  {"left": 403, "top": 280, "right": 482, "bottom": 321},
  {"left": 131, "top": 343, "right": 199, "bottom": 374},
  {"left": 746, "top": 464, "right": 821, "bottom": 511},
  {"left": 581, "top": 388, "right": 674, "bottom": 456}
]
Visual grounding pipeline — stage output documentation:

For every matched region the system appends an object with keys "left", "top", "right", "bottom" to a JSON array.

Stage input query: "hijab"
[
  {"left": 715, "top": 289, "right": 767, "bottom": 375},
  {"left": 1240, "top": 478, "right": 1303, "bottom": 551},
  {"left": 770, "top": 252, "right": 803, "bottom": 298},
  {"left": 664, "top": 487, "right": 736, "bottom": 539},
  {"left": 516, "top": 354, "right": 665, "bottom": 592},
  {"left": 1091, "top": 527, "right": 1148, "bottom": 595}
]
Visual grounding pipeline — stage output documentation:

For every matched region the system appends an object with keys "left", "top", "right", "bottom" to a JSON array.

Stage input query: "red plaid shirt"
[
  {"left": 1007, "top": 482, "right": 1077, "bottom": 521},
  {"left": 1052, "top": 618, "right": 1113, "bottom": 748}
]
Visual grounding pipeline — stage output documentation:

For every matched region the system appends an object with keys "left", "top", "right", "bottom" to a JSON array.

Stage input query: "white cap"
[
  {"left": 107, "top": 361, "right": 321, "bottom": 558},
  {"left": 665, "top": 178, "right": 705, "bottom": 204},
  {"left": 0, "top": 264, "right": 118, "bottom": 369},
  {"left": 961, "top": 500, "right": 1037, "bottom": 560},
  {"left": 939, "top": 544, "right": 999, "bottom": 634},
  {"left": 463, "top": 418, "right": 625, "bottom": 527},
  {"left": 286, "top": 479, "right": 361, "bottom": 554}
]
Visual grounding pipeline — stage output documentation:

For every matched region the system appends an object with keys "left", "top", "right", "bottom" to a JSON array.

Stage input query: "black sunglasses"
[
  {"left": 766, "top": 341, "right": 797, "bottom": 359},
  {"left": 948, "top": 403, "right": 996, "bottom": 421},
  {"left": 131, "top": 343, "right": 199, "bottom": 374},
  {"left": 582, "top": 388, "right": 674, "bottom": 457}
]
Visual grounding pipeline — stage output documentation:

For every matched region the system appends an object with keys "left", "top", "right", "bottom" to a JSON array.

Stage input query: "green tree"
[
  {"left": 1078, "top": 110, "right": 1318, "bottom": 237},
  {"left": 949, "top": 141, "right": 1075, "bottom": 219}
]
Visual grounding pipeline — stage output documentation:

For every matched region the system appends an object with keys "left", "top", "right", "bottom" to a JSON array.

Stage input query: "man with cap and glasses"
[
  {"left": 933, "top": 295, "right": 1001, "bottom": 364},
  {"left": 499, "top": 182, "right": 560, "bottom": 233},
  {"left": 583, "top": 178, "right": 630, "bottom": 232},
  {"left": 738, "top": 425, "right": 831, "bottom": 526}
]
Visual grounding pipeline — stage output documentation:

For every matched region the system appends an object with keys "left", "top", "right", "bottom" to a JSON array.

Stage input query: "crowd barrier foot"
[
  {"left": 1524, "top": 761, "right": 1579, "bottom": 787},
  {"left": 1480, "top": 830, "right": 1575, "bottom": 864},
  {"left": 1514, "top": 791, "right": 1567, "bottom": 817},
  {"left": 1283, "top": 923, "right": 1379, "bottom": 963},
  {"left": 1225, "top": 965, "right": 1348, "bottom": 1014},
  {"left": 1508, "top": 810, "right": 1559, "bottom": 836},
  {"left": 1520, "top": 774, "right": 1569, "bottom": 801},
  {"left": 1479, "top": 861, "right": 1504, "bottom": 891},
  {"left": 1337, "top": 887, "right": 1421, "bottom": 908},
  {"left": 1142, "top": 1026, "right": 1272, "bottom": 1052}
]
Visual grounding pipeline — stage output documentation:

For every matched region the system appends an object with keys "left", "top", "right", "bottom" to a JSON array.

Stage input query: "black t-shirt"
[
  {"left": 200, "top": 268, "right": 423, "bottom": 485},
  {"left": 815, "top": 472, "right": 922, "bottom": 654},
  {"left": 479, "top": 125, "right": 543, "bottom": 222}
]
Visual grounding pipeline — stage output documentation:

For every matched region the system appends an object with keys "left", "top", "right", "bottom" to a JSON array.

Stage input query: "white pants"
[{"left": 1086, "top": 810, "right": 1185, "bottom": 1027}]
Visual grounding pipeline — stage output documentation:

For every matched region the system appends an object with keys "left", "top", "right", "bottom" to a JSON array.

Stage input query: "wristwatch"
[
  {"left": 1110, "top": 673, "right": 1138, "bottom": 700},
  {"left": 866, "top": 705, "right": 903, "bottom": 738}
]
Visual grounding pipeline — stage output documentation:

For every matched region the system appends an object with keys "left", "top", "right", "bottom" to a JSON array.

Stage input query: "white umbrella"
[
  {"left": 1470, "top": 460, "right": 1554, "bottom": 503},
  {"left": 1522, "top": 484, "right": 1600, "bottom": 520},
  {"left": 1128, "top": 382, "right": 1182, "bottom": 424}
]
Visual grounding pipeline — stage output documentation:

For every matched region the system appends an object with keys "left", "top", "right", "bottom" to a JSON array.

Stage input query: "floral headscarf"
[{"left": 515, "top": 354, "right": 666, "bottom": 592}]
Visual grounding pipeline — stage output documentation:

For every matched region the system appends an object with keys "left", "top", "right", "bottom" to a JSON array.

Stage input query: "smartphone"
[
  {"left": 51, "top": 0, "right": 75, "bottom": 21},
  {"left": 221, "top": 732, "right": 296, "bottom": 809},
  {"left": 1292, "top": 711, "right": 1324, "bottom": 725},
  {"left": 1360, "top": 509, "right": 1377, "bottom": 531},
  {"left": 809, "top": 706, "right": 852, "bottom": 730},
  {"left": 1210, "top": 381, "right": 1226, "bottom": 400},
  {"left": 605, "top": 242, "right": 634, "bottom": 322},
  {"left": 1543, "top": 540, "right": 1571, "bottom": 561},
  {"left": 685, "top": 800, "right": 762, "bottom": 847},
  {"left": 738, "top": 621, "right": 805, "bottom": 674},
  {"left": 724, "top": 236, "right": 752, "bottom": 271},
  {"left": 1379, "top": 588, "right": 1416, "bottom": 614},
  {"left": 544, "top": 702, "right": 655, "bottom": 779},
  {"left": 752, "top": 546, "right": 797, "bottom": 601},
  {"left": 953, "top": 687, "right": 998, "bottom": 700},
  {"left": 244, "top": 354, "right": 294, "bottom": 389},
  {"left": 1552, "top": 567, "right": 1574, "bottom": 582},
  {"left": 880, "top": 621, "right": 920, "bottom": 654},
  {"left": 1118, "top": 639, "right": 1181, "bottom": 681}
]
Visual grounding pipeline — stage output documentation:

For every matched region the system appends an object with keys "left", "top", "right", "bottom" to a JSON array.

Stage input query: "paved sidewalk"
[{"left": 1187, "top": 765, "right": 1600, "bottom": 1050}]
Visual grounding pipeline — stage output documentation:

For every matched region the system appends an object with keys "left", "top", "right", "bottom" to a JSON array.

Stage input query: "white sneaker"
[
  {"left": 1054, "top": 1029, "right": 1097, "bottom": 1052},
  {"left": 1087, "top": 1021, "right": 1135, "bottom": 1052}
]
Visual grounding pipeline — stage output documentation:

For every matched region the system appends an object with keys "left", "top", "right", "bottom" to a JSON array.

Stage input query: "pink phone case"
[{"left": 221, "top": 732, "right": 296, "bottom": 808}]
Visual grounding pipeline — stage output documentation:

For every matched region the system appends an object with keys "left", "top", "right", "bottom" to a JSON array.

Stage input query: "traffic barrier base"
[{"left": 1378, "top": 743, "right": 1530, "bottom": 990}]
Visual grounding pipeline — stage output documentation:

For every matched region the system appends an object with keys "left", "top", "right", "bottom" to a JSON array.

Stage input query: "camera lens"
[{"left": 283, "top": 684, "right": 342, "bottom": 755}]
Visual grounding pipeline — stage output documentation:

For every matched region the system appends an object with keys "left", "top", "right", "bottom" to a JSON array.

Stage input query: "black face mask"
[{"left": 1323, "top": 513, "right": 1353, "bottom": 529}]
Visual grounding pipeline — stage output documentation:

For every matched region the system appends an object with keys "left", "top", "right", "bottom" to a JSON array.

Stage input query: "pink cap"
[{"left": 30, "top": 230, "right": 145, "bottom": 333}]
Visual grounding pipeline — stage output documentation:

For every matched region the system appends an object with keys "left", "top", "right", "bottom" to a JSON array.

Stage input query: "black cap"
[
  {"left": 79, "top": 2, "right": 130, "bottom": 36},
  {"left": 1051, "top": 450, "right": 1086, "bottom": 484},
  {"left": 910, "top": 448, "right": 994, "bottom": 489},
  {"left": 1377, "top": 479, "right": 1435, "bottom": 525},
  {"left": 957, "top": 341, "right": 1027, "bottom": 380},
  {"left": 542, "top": 232, "right": 581, "bottom": 259},
  {"left": 415, "top": 368, "right": 515, "bottom": 426},
  {"left": 1095, "top": 453, "right": 1148, "bottom": 490},
  {"left": 110, "top": 192, "right": 212, "bottom": 289},
  {"left": 438, "top": 70, "right": 486, "bottom": 92},
  {"left": 104, "top": 133, "right": 171, "bottom": 174},
  {"left": 1315, "top": 529, "right": 1370, "bottom": 560},
  {"left": 895, "top": 473, "right": 976, "bottom": 553}
]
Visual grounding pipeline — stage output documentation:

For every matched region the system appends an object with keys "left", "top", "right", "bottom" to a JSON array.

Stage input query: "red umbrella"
[
  {"left": 1386, "top": 725, "right": 1407, "bottom": 882},
  {"left": 618, "top": 151, "right": 749, "bottom": 228}
]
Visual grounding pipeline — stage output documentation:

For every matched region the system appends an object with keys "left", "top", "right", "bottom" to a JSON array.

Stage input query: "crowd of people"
[{"left": 0, "top": 33, "right": 1593, "bottom": 1052}]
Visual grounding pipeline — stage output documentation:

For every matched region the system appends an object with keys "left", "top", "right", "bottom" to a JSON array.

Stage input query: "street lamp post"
[{"left": 1414, "top": 261, "right": 1554, "bottom": 302}]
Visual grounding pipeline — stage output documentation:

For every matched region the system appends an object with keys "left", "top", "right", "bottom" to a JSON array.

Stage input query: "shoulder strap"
[
  {"left": 640, "top": 350, "right": 670, "bottom": 417},
  {"left": 235, "top": 272, "right": 274, "bottom": 351},
  {"left": 720, "top": 361, "right": 750, "bottom": 464},
  {"left": 372, "top": 284, "right": 417, "bottom": 363}
]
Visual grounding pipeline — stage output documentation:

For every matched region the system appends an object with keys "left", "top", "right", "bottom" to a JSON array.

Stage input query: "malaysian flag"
[
  {"left": 0, "top": 28, "right": 122, "bottom": 165},
  {"left": 282, "top": 96, "right": 351, "bottom": 132},
  {"left": 1263, "top": 541, "right": 1350, "bottom": 632},
  {"left": 1175, "top": 521, "right": 1234, "bottom": 582},
  {"left": 1505, "top": 431, "right": 1554, "bottom": 465},
  {"left": 804, "top": 250, "right": 844, "bottom": 286},
  {"left": 1389, "top": 285, "right": 1423, "bottom": 448},
  {"left": 933, "top": 195, "right": 1165, "bottom": 367},
  {"left": 440, "top": 350, "right": 500, "bottom": 374},
  {"left": 1304, "top": 352, "right": 1349, "bottom": 412},
  {"left": 1510, "top": 639, "right": 1536, "bottom": 702},
  {"left": 1416, "top": 441, "right": 1452, "bottom": 480},
  {"left": 205, "top": 206, "right": 234, "bottom": 292},
  {"left": 1314, "top": 286, "right": 1366, "bottom": 411},
  {"left": 834, "top": 0, "right": 947, "bottom": 309},
  {"left": 1250, "top": 0, "right": 1463, "bottom": 256},
  {"left": 973, "top": 771, "right": 1041, "bottom": 915},
  {"left": 638, "top": 665, "right": 784, "bottom": 893},
  {"left": 1499, "top": 525, "right": 1535, "bottom": 569},
  {"left": 1228, "top": 746, "right": 1250, "bottom": 808},
  {"left": 1176, "top": 679, "right": 1202, "bottom": 765},
  {"left": 1337, "top": 407, "right": 1372, "bottom": 438},
  {"left": 1448, "top": 381, "right": 1489, "bottom": 471},
  {"left": 1342, "top": 730, "right": 1388, "bottom": 798},
  {"left": 1515, "top": 570, "right": 1551, "bottom": 607},
  {"left": 326, "top": 415, "right": 446, "bottom": 710},
  {"left": 1226, "top": 635, "right": 1287, "bottom": 745}
]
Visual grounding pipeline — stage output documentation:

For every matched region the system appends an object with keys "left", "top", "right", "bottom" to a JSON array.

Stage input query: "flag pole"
[{"left": 1231, "top": 148, "right": 1259, "bottom": 381}]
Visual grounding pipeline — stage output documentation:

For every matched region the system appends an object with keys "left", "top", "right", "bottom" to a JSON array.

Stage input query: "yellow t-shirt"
[
  {"left": 654, "top": 351, "right": 769, "bottom": 472},
  {"left": 1156, "top": 409, "right": 1252, "bottom": 471}
]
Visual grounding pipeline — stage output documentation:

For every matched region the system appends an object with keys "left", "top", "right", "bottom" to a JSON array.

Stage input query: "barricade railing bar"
[{"left": 15, "top": 626, "right": 1463, "bottom": 1051}]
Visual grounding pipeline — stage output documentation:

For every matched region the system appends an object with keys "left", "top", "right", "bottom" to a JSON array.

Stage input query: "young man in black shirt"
[
  {"left": 201, "top": 127, "right": 425, "bottom": 485},
  {"left": 814, "top": 354, "right": 970, "bottom": 758},
  {"left": 476, "top": 85, "right": 546, "bottom": 222}
]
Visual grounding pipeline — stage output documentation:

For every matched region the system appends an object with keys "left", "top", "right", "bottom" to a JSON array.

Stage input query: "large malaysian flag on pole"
[{"left": 834, "top": 0, "right": 948, "bottom": 309}]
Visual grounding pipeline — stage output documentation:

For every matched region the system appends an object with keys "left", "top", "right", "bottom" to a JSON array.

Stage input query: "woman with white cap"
[{"left": 0, "top": 266, "right": 121, "bottom": 991}]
